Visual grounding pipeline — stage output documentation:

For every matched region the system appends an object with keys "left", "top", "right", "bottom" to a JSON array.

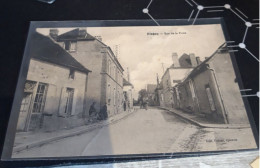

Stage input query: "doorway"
[{"left": 16, "top": 92, "right": 33, "bottom": 131}]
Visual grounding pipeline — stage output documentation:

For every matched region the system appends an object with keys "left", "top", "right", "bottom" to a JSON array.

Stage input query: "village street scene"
[{"left": 12, "top": 25, "right": 257, "bottom": 158}]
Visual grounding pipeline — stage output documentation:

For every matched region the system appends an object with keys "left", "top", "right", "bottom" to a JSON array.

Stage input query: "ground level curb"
[
  {"left": 159, "top": 107, "right": 250, "bottom": 129},
  {"left": 13, "top": 111, "right": 136, "bottom": 153}
]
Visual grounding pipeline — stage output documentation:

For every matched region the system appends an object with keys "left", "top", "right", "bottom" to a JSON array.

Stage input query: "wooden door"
[{"left": 16, "top": 92, "right": 33, "bottom": 131}]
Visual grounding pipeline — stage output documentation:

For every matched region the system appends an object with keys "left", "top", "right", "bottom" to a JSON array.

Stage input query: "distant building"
[
  {"left": 16, "top": 33, "right": 91, "bottom": 132},
  {"left": 51, "top": 28, "right": 124, "bottom": 117},
  {"left": 159, "top": 53, "right": 195, "bottom": 107},
  {"left": 146, "top": 84, "right": 157, "bottom": 106},
  {"left": 123, "top": 78, "right": 134, "bottom": 111},
  {"left": 172, "top": 45, "right": 249, "bottom": 124}
]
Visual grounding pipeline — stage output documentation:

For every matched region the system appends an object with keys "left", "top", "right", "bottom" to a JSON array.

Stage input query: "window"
[
  {"left": 64, "top": 88, "right": 74, "bottom": 116},
  {"left": 176, "top": 87, "right": 180, "bottom": 100},
  {"left": 69, "top": 69, "right": 75, "bottom": 79},
  {"left": 20, "top": 93, "right": 32, "bottom": 113},
  {"left": 114, "top": 66, "right": 116, "bottom": 79},
  {"left": 189, "top": 80, "right": 196, "bottom": 98},
  {"left": 108, "top": 60, "right": 111, "bottom": 75},
  {"left": 64, "top": 41, "right": 77, "bottom": 52},
  {"left": 110, "top": 64, "right": 113, "bottom": 77},
  {"left": 161, "top": 94, "right": 164, "bottom": 101},
  {"left": 108, "top": 84, "right": 111, "bottom": 105},
  {"left": 205, "top": 85, "right": 216, "bottom": 111},
  {"left": 118, "top": 91, "right": 120, "bottom": 106},
  {"left": 117, "top": 70, "right": 119, "bottom": 81},
  {"left": 70, "top": 41, "right": 77, "bottom": 51},
  {"left": 113, "top": 88, "right": 116, "bottom": 106},
  {"left": 32, "top": 83, "right": 48, "bottom": 113}
]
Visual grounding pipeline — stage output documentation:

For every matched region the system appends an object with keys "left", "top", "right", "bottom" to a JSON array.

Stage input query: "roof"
[
  {"left": 30, "top": 33, "right": 91, "bottom": 73},
  {"left": 123, "top": 78, "right": 133, "bottom": 87},
  {"left": 56, "top": 28, "right": 124, "bottom": 72},
  {"left": 181, "top": 43, "right": 227, "bottom": 83},
  {"left": 147, "top": 84, "right": 157, "bottom": 93},
  {"left": 57, "top": 28, "right": 96, "bottom": 41},
  {"left": 106, "top": 46, "right": 124, "bottom": 71}
]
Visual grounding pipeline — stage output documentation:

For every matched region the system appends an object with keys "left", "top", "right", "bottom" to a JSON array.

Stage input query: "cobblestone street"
[{"left": 13, "top": 107, "right": 257, "bottom": 158}]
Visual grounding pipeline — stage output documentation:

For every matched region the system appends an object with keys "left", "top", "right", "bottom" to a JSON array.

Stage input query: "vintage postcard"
[{"left": 1, "top": 20, "right": 258, "bottom": 159}]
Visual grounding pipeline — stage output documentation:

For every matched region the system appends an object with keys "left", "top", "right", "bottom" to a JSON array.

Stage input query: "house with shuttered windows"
[
  {"left": 51, "top": 28, "right": 124, "bottom": 117},
  {"left": 16, "top": 33, "right": 91, "bottom": 132}
]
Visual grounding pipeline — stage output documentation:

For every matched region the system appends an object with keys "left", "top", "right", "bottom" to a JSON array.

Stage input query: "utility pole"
[
  {"left": 156, "top": 73, "right": 160, "bottom": 86},
  {"left": 127, "top": 67, "right": 130, "bottom": 82}
]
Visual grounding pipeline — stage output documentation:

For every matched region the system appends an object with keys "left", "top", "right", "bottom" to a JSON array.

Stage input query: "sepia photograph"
[{"left": 5, "top": 21, "right": 257, "bottom": 158}]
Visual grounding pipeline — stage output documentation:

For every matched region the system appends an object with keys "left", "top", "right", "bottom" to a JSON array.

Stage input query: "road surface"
[{"left": 13, "top": 107, "right": 257, "bottom": 158}]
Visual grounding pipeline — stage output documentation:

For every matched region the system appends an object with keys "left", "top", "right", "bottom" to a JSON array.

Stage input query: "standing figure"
[
  {"left": 89, "top": 102, "right": 97, "bottom": 123},
  {"left": 139, "top": 99, "right": 143, "bottom": 109},
  {"left": 123, "top": 101, "right": 127, "bottom": 111},
  {"left": 127, "top": 101, "right": 131, "bottom": 112},
  {"left": 100, "top": 103, "right": 108, "bottom": 120}
]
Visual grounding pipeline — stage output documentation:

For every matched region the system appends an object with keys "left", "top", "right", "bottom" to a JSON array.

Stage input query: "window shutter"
[
  {"left": 206, "top": 87, "right": 216, "bottom": 111},
  {"left": 58, "top": 87, "right": 67, "bottom": 116},
  {"left": 44, "top": 84, "right": 57, "bottom": 115},
  {"left": 71, "top": 89, "right": 78, "bottom": 115}
]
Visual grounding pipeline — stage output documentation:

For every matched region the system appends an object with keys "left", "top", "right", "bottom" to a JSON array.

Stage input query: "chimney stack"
[
  {"left": 172, "top": 53, "right": 180, "bottom": 67},
  {"left": 196, "top": 57, "right": 202, "bottom": 65},
  {"left": 189, "top": 53, "right": 198, "bottom": 67},
  {"left": 79, "top": 28, "right": 87, "bottom": 37},
  {"left": 49, "top": 29, "right": 59, "bottom": 40}
]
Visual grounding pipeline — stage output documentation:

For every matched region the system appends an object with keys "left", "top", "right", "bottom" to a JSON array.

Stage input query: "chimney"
[
  {"left": 189, "top": 53, "right": 197, "bottom": 67},
  {"left": 127, "top": 67, "right": 130, "bottom": 82},
  {"left": 79, "top": 28, "right": 87, "bottom": 37},
  {"left": 172, "top": 53, "right": 180, "bottom": 67},
  {"left": 196, "top": 57, "right": 202, "bottom": 65},
  {"left": 49, "top": 29, "right": 59, "bottom": 40}
]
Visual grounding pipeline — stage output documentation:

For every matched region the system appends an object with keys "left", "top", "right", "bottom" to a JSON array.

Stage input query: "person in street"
[
  {"left": 89, "top": 102, "right": 97, "bottom": 123},
  {"left": 139, "top": 99, "right": 143, "bottom": 109},
  {"left": 127, "top": 101, "right": 131, "bottom": 112},
  {"left": 123, "top": 101, "right": 127, "bottom": 111},
  {"left": 143, "top": 97, "right": 148, "bottom": 110},
  {"left": 100, "top": 103, "right": 108, "bottom": 120}
]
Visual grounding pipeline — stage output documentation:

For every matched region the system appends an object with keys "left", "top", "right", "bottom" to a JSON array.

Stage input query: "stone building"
[
  {"left": 16, "top": 33, "right": 91, "bottom": 132},
  {"left": 159, "top": 53, "right": 195, "bottom": 107},
  {"left": 51, "top": 28, "right": 124, "bottom": 117},
  {"left": 172, "top": 45, "right": 249, "bottom": 124}
]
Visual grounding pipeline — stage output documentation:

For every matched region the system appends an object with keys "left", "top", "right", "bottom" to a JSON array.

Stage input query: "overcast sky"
[{"left": 37, "top": 24, "right": 226, "bottom": 99}]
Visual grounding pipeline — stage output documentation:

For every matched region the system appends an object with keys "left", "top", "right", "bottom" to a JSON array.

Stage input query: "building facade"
[
  {"left": 172, "top": 46, "right": 249, "bottom": 124},
  {"left": 159, "top": 53, "right": 196, "bottom": 107},
  {"left": 16, "top": 33, "right": 91, "bottom": 132},
  {"left": 51, "top": 28, "right": 124, "bottom": 117}
]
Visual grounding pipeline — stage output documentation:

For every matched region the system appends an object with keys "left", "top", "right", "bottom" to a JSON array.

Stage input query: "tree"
[{"left": 138, "top": 89, "right": 148, "bottom": 102}]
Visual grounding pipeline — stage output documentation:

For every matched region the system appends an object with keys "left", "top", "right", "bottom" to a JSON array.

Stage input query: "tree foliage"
[{"left": 138, "top": 89, "right": 148, "bottom": 100}]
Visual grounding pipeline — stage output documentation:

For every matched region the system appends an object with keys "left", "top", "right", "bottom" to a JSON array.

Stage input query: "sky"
[{"left": 37, "top": 24, "right": 226, "bottom": 99}]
